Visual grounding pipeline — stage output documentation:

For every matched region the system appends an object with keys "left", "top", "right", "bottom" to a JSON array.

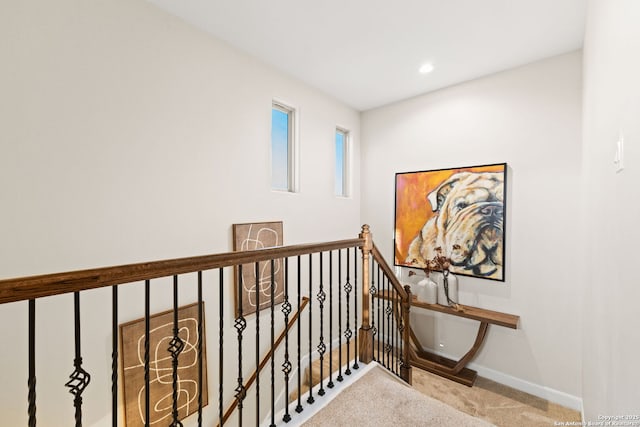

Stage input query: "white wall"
[
  {"left": 361, "top": 52, "right": 584, "bottom": 407},
  {"left": 0, "top": 1, "right": 360, "bottom": 425},
  {"left": 581, "top": 0, "right": 640, "bottom": 420}
]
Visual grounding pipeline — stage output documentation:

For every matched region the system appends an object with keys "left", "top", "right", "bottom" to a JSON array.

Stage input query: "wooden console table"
[
  {"left": 409, "top": 298, "right": 519, "bottom": 386},
  {"left": 376, "top": 291, "right": 519, "bottom": 386}
]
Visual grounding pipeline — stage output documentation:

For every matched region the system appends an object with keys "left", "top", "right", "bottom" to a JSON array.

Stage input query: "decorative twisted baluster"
[
  {"left": 317, "top": 252, "right": 326, "bottom": 396},
  {"left": 65, "top": 292, "right": 91, "bottom": 427},
  {"left": 369, "top": 263, "right": 378, "bottom": 362},
  {"left": 397, "top": 287, "right": 405, "bottom": 375},
  {"left": 307, "top": 254, "right": 314, "bottom": 405},
  {"left": 376, "top": 264, "right": 382, "bottom": 362},
  {"left": 281, "top": 258, "right": 292, "bottom": 423},
  {"left": 111, "top": 286, "right": 118, "bottom": 427},
  {"left": 295, "top": 256, "right": 303, "bottom": 413},
  {"left": 235, "top": 266, "right": 247, "bottom": 425},
  {"left": 392, "top": 285, "right": 398, "bottom": 375},
  {"left": 198, "top": 271, "right": 204, "bottom": 427},
  {"left": 169, "top": 276, "right": 184, "bottom": 427},
  {"left": 218, "top": 269, "right": 224, "bottom": 426},
  {"left": 66, "top": 359, "right": 91, "bottom": 427},
  {"left": 28, "top": 299, "right": 36, "bottom": 427},
  {"left": 327, "top": 251, "right": 334, "bottom": 389},
  {"left": 385, "top": 277, "right": 393, "bottom": 368},
  {"left": 397, "top": 288, "right": 403, "bottom": 375},
  {"left": 344, "top": 248, "right": 352, "bottom": 376},
  {"left": 255, "top": 262, "right": 261, "bottom": 426},
  {"left": 144, "top": 280, "right": 151, "bottom": 425},
  {"left": 337, "top": 250, "right": 343, "bottom": 382},
  {"left": 353, "top": 246, "right": 359, "bottom": 370},
  {"left": 270, "top": 260, "right": 276, "bottom": 427}
]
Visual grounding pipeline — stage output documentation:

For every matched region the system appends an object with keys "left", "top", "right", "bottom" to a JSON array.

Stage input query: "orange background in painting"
[{"left": 395, "top": 164, "right": 505, "bottom": 264}]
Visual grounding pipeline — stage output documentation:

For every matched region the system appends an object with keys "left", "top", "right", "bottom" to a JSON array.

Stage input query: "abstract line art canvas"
[
  {"left": 232, "top": 221, "right": 285, "bottom": 316},
  {"left": 120, "top": 303, "right": 208, "bottom": 426}
]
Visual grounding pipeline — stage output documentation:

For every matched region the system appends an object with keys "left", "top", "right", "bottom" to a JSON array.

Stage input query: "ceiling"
[{"left": 148, "top": 0, "right": 587, "bottom": 111}]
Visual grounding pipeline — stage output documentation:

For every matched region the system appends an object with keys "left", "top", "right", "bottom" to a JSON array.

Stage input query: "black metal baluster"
[
  {"left": 295, "top": 256, "right": 303, "bottom": 413},
  {"left": 369, "top": 261, "right": 377, "bottom": 363},
  {"left": 337, "top": 250, "right": 343, "bottom": 382},
  {"left": 376, "top": 265, "right": 381, "bottom": 362},
  {"left": 270, "top": 259, "right": 276, "bottom": 427},
  {"left": 353, "top": 247, "right": 359, "bottom": 370},
  {"left": 218, "top": 269, "right": 224, "bottom": 426},
  {"left": 389, "top": 282, "right": 394, "bottom": 374},
  {"left": 397, "top": 286, "right": 403, "bottom": 376},
  {"left": 307, "top": 254, "right": 314, "bottom": 405},
  {"left": 145, "top": 280, "right": 150, "bottom": 426},
  {"left": 255, "top": 262, "right": 260, "bottom": 427},
  {"left": 65, "top": 292, "right": 91, "bottom": 427},
  {"left": 198, "top": 271, "right": 204, "bottom": 427},
  {"left": 392, "top": 284, "right": 397, "bottom": 375},
  {"left": 112, "top": 286, "right": 118, "bottom": 427},
  {"left": 235, "top": 265, "right": 247, "bottom": 427},
  {"left": 169, "top": 276, "right": 184, "bottom": 427},
  {"left": 317, "top": 252, "right": 326, "bottom": 396},
  {"left": 344, "top": 248, "right": 352, "bottom": 376},
  {"left": 380, "top": 269, "right": 386, "bottom": 368},
  {"left": 385, "top": 276, "right": 392, "bottom": 370},
  {"left": 327, "top": 252, "right": 334, "bottom": 389},
  {"left": 28, "top": 299, "right": 36, "bottom": 427},
  {"left": 382, "top": 274, "right": 387, "bottom": 369},
  {"left": 282, "top": 259, "right": 292, "bottom": 423},
  {"left": 397, "top": 287, "right": 401, "bottom": 374}
]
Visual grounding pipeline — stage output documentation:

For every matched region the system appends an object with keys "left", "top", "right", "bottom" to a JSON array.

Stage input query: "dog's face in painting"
[{"left": 406, "top": 171, "right": 504, "bottom": 279}]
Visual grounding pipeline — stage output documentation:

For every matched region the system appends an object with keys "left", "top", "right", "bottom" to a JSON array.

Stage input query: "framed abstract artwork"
[
  {"left": 232, "top": 221, "right": 285, "bottom": 316},
  {"left": 120, "top": 303, "right": 208, "bottom": 426},
  {"left": 395, "top": 163, "right": 507, "bottom": 281}
]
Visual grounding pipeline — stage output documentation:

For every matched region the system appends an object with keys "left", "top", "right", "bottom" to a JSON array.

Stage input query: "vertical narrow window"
[
  {"left": 271, "top": 102, "right": 296, "bottom": 192},
  {"left": 335, "top": 128, "right": 349, "bottom": 197}
]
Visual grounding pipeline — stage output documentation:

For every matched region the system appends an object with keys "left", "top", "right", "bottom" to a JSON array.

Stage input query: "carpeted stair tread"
[{"left": 289, "top": 340, "right": 356, "bottom": 402}]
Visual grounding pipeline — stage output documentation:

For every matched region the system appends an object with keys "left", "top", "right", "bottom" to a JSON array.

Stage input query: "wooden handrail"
[
  {"left": 371, "top": 244, "right": 408, "bottom": 301},
  {"left": 0, "top": 238, "right": 363, "bottom": 305},
  {"left": 219, "top": 297, "right": 309, "bottom": 426}
]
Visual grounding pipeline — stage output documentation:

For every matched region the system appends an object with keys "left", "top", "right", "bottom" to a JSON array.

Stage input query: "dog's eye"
[{"left": 454, "top": 201, "right": 467, "bottom": 211}]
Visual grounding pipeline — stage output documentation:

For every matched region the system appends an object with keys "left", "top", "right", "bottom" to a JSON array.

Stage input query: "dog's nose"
[{"left": 479, "top": 205, "right": 503, "bottom": 218}]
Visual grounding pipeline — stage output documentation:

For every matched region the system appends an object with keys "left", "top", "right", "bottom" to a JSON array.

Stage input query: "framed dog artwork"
[{"left": 395, "top": 163, "right": 507, "bottom": 281}]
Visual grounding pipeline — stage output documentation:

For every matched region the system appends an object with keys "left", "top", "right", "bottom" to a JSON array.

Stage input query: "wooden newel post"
[
  {"left": 400, "top": 284, "right": 413, "bottom": 384},
  {"left": 358, "top": 224, "right": 374, "bottom": 364}
]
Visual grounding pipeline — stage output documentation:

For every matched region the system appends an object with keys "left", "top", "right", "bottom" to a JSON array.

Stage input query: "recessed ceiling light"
[{"left": 419, "top": 63, "right": 434, "bottom": 74}]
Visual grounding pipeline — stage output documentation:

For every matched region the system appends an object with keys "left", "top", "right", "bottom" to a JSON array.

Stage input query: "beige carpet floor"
[
  {"left": 302, "top": 365, "right": 495, "bottom": 427},
  {"left": 411, "top": 368, "right": 582, "bottom": 426}
]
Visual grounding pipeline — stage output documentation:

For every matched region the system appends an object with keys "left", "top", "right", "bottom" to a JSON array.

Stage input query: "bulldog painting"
[{"left": 395, "top": 164, "right": 507, "bottom": 281}]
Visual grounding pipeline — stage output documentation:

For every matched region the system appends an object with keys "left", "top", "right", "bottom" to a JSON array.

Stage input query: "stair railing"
[
  {"left": 369, "top": 242, "right": 413, "bottom": 384},
  {"left": 218, "top": 297, "right": 309, "bottom": 426},
  {"left": 0, "top": 225, "right": 411, "bottom": 426}
]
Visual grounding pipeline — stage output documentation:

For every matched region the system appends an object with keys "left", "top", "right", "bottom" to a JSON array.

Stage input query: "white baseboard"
[
  {"left": 427, "top": 349, "right": 583, "bottom": 412},
  {"left": 470, "top": 362, "right": 582, "bottom": 411}
]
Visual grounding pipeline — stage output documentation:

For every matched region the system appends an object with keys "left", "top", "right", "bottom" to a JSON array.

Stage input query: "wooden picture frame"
[
  {"left": 395, "top": 163, "right": 507, "bottom": 281},
  {"left": 120, "top": 303, "right": 208, "bottom": 426},
  {"left": 232, "top": 221, "right": 285, "bottom": 316}
]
